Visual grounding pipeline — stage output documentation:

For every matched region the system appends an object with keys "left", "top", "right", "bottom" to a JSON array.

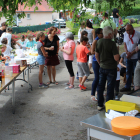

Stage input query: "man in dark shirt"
[
  {"left": 0, "top": 22, "right": 7, "bottom": 37},
  {"left": 113, "top": 7, "right": 120, "bottom": 29},
  {"left": 95, "top": 26, "right": 119, "bottom": 111}
]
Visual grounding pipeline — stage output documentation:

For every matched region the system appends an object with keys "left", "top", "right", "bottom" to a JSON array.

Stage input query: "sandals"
[
  {"left": 91, "top": 96, "right": 97, "bottom": 101},
  {"left": 47, "top": 81, "right": 52, "bottom": 85},
  {"left": 52, "top": 81, "right": 59, "bottom": 85}
]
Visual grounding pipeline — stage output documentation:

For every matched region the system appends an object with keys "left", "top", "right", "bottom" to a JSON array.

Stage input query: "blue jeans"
[
  {"left": 91, "top": 61, "right": 100, "bottom": 96},
  {"left": 113, "top": 18, "right": 119, "bottom": 27},
  {"left": 125, "top": 59, "right": 138, "bottom": 88},
  {"left": 97, "top": 68, "right": 117, "bottom": 107}
]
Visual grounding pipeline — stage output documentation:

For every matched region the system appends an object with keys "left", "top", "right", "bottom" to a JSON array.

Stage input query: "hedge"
[{"left": 12, "top": 23, "right": 54, "bottom": 34}]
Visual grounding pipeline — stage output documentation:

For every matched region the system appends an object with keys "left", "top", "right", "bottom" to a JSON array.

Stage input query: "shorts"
[
  {"left": 134, "top": 61, "right": 140, "bottom": 86},
  {"left": 37, "top": 55, "right": 45, "bottom": 65},
  {"left": 88, "top": 55, "right": 93, "bottom": 64},
  {"left": 45, "top": 55, "right": 60, "bottom": 66},
  {"left": 77, "top": 62, "right": 90, "bottom": 77},
  {"left": 113, "top": 18, "right": 119, "bottom": 27}
]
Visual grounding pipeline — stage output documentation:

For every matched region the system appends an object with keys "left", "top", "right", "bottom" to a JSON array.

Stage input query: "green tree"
[{"left": 0, "top": 0, "right": 137, "bottom": 25}]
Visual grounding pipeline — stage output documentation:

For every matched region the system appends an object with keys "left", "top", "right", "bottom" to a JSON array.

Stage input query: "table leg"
[
  {"left": 12, "top": 79, "right": 15, "bottom": 114},
  {"left": 87, "top": 128, "right": 91, "bottom": 140},
  {"left": 28, "top": 65, "right": 30, "bottom": 92}
]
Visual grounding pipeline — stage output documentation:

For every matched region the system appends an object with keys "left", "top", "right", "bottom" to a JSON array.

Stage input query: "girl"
[
  {"left": 26, "top": 34, "right": 37, "bottom": 48},
  {"left": 85, "top": 19, "right": 96, "bottom": 74},
  {"left": 16, "top": 35, "right": 28, "bottom": 50},
  {"left": 1, "top": 38, "right": 12, "bottom": 57},
  {"left": 36, "top": 32, "right": 49, "bottom": 88},
  {"left": 119, "top": 17, "right": 123, "bottom": 27},
  {"left": 1, "top": 44, "right": 10, "bottom": 61}
]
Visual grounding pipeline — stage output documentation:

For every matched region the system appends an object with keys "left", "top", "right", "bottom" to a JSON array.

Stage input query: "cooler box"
[
  {"left": 9, "top": 64, "right": 20, "bottom": 73},
  {"left": 105, "top": 100, "right": 136, "bottom": 113}
]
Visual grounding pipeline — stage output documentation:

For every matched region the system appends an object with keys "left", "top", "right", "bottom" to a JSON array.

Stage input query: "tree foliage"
[{"left": 0, "top": 0, "right": 137, "bottom": 25}]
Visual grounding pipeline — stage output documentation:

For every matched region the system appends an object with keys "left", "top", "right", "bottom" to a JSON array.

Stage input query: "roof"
[{"left": 17, "top": 0, "right": 54, "bottom": 12}]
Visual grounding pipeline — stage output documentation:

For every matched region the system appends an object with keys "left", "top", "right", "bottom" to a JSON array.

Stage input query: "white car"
[{"left": 52, "top": 19, "right": 66, "bottom": 28}]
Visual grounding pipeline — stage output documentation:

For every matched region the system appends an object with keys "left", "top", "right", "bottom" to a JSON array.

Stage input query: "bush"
[
  {"left": 130, "top": 7, "right": 140, "bottom": 16},
  {"left": 123, "top": 19, "right": 130, "bottom": 25}
]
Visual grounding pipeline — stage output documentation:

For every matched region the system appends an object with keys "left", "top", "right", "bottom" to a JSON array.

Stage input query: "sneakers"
[
  {"left": 39, "top": 83, "right": 49, "bottom": 88},
  {"left": 97, "top": 106, "right": 105, "bottom": 111},
  {"left": 64, "top": 82, "right": 70, "bottom": 86},
  {"left": 79, "top": 85, "right": 87, "bottom": 90},
  {"left": 120, "top": 87, "right": 131, "bottom": 92},
  {"left": 65, "top": 85, "right": 74, "bottom": 90}
]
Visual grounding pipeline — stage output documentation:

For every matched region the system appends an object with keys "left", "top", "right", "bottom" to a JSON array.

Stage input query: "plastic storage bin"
[{"left": 105, "top": 100, "right": 136, "bottom": 113}]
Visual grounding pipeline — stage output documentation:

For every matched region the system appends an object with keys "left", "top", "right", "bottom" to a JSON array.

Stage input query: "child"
[
  {"left": 26, "top": 34, "right": 37, "bottom": 48},
  {"left": 36, "top": 31, "right": 49, "bottom": 88},
  {"left": 76, "top": 36, "right": 91, "bottom": 90},
  {"left": 1, "top": 27, "right": 12, "bottom": 47},
  {"left": 77, "top": 21, "right": 86, "bottom": 45},
  {"left": 115, "top": 62, "right": 121, "bottom": 100},
  {"left": 76, "top": 30, "right": 90, "bottom": 80},
  {"left": 1, "top": 38, "right": 12, "bottom": 57},
  {"left": 119, "top": 17, "right": 123, "bottom": 27},
  {"left": 1, "top": 44, "right": 10, "bottom": 62},
  {"left": 16, "top": 35, "right": 28, "bottom": 50}
]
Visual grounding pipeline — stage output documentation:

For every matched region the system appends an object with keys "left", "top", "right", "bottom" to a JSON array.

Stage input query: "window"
[
  {"left": 17, "top": 14, "right": 21, "bottom": 23},
  {"left": 18, "top": 17, "right": 21, "bottom": 22},
  {"left": 27, "top": 13, "right": 31, "bottom": 19}
]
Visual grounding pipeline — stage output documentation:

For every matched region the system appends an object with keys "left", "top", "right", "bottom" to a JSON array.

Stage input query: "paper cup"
[{"left": 10, "top": 71, "right": 13, "bottom": 77}]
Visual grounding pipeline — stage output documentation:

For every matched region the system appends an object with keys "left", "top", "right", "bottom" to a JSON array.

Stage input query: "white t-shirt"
[
  {"left": 116, "top": 64, "right": 121, "bottom": 80},
  {"left": 3, "top": 45, "right": 12, "bottom": 57},
  {"left": 1, "top": 32, "right": 12, "bottom": 47},
  {"left": 78, "top": 27, "right": 85, "bottom": 42},
  {"left": 124, "top": 30, "right": 140, "bottom": 59}
]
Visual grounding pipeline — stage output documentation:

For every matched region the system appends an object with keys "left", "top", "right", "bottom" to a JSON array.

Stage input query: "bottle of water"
[
  {"left": 5, "top": 59, "right": 9, "bottom": 76},
  {"left": 10, "top": 53, "right": 14, "bottom": 65}
]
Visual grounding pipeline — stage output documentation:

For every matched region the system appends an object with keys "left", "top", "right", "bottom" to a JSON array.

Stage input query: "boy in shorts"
[{"left": 76, "top": 36, "right": 91, "bottom": 90}]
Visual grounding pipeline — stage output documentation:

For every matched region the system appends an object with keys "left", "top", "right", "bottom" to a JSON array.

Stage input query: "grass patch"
[{"left": 66, "top": 21, "right": 74, "bottom": 30}]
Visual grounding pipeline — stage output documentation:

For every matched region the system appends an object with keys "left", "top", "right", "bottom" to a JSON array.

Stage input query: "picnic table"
[{"left": 0, "top": 66, "right": 32, "bottom": 114}]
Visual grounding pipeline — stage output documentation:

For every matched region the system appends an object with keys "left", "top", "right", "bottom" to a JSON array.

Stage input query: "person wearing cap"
[
  {"left": 0, "top": 22, "right": 7, "bottom": 37},
  {"left": 1, "top": 27, "right": 13, "bottom": 47},
  {"left": 60, "top": 32, "right": 75, "bottom": 89},
  {"left": 85, "top": 19, "right": 95, "bottom": 74},
  {"left": 100, "top": 13, "right": 117, "bottom": 39}
]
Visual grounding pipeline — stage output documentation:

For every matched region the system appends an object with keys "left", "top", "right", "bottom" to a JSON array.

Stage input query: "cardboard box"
[
  {"left": 120, "top": 95, "right": 140, "bottom": 112},
  {"left": 16, "top": 60, "right": 27, "bottom": 67},
  {"left": 9, "top": 64, "right": 20, "bottom": 73}
]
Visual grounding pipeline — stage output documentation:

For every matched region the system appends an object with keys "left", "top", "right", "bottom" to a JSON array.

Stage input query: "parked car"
[{"left": 52, "top": 19, "right": 66, "bottom": 28}]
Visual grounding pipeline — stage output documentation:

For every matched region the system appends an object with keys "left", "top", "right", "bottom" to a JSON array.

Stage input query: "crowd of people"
[{"left": 1, "top": 8, "right": 140, "bottom": 111}]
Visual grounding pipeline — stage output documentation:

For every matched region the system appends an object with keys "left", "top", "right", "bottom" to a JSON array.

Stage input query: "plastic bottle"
[
  {"left": 5, "top": 59, "right": 9, "bottom": 76},
  {"left": 10, "top": 53, "right": 14, "bottom": 65}
]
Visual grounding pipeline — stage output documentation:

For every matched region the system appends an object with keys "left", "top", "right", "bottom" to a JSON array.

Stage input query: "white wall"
[
  {"left": 52, "top": 12, "right": 59, "bottom": 20},
  {"left": 0, "top": 12, "right": 53, "bottom": 26}
]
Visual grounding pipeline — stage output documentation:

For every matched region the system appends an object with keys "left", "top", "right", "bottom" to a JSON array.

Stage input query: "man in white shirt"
[{"left": 120, "top": 24, "right": 140, "bottom": 92}]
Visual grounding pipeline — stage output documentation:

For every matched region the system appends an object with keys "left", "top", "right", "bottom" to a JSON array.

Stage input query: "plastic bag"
[{"left": 15, "top": 49, "right": 25, "bottom": 58}]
